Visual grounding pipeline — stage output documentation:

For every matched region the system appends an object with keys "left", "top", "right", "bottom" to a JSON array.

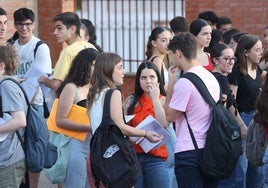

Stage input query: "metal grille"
[{"left": 77, "top": 0, "right": 184, "bottom": 73}]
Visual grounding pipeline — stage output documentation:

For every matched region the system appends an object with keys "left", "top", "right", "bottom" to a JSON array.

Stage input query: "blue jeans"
[
  {"left": 175, "top": 150, "right": 218, "bottom": 188},
  {"left": 263, "top": 146, "right": 268, "bottom": 188},
  {"left": 135, "top": 153, "right": 169, "bottom": 188},
  {"left": 166, "top": 124, "right": 178, "bottom": 188},
  {"left": 223, "top": 110, "right": 264, "bottom": 188},
  {"left": 218, "top": 167, "right": 236, "bottom": 188},
  {"left": 63, "top": 133, "right": 92, "bottom": 188}
]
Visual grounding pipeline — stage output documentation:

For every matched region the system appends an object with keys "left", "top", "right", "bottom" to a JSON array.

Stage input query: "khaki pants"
[{"left": 0, "top": 159, "right": 26, "bottom": 188}]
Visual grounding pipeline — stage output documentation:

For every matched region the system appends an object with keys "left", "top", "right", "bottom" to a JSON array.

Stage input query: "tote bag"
[{"left": 44, "top": 132, "right": 71, "bottom": 183}]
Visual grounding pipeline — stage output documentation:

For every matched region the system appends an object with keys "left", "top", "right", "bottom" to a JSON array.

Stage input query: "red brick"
[
  {"left": 186, "top": 0, "right": 268, "bottom": 39},
  {"left": 4, "top": 0, "right": 268, "bottom": 67}
]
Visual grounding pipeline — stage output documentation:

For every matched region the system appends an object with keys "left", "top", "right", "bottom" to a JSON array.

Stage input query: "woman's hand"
[
  {"left": 145, "top": 130, "right": 163, "bottom": 143},
  {"left": 148, "top": 83, "right": 160, "bottom": 100}
]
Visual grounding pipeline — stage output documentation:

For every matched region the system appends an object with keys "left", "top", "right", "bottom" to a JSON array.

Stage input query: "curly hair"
[
  {"left": 0, "top": 45, "right": 19, "bottom": 75},
  {"left": 168, "top": 32, "right": 198, "bottom": 60},
  {"left": 56, "top": 48, "right": 100, "bottom": 97}
]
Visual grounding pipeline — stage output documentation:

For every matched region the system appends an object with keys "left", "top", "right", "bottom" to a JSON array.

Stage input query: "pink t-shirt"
[{"left": 169, "top": 66, "right": 220, "bottom": 153}]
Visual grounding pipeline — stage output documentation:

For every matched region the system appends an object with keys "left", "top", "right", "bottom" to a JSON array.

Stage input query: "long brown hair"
[
  {"left": 126, "top": 61, "right": 166, "bottom": 115},
  {"left": 87, "top": 52, "right": 122, "bottom": 110},
  {"left": 235, "top": 34, "right": 260, "bottom": 75},
  {"left": 145, "top": 26, "right": 171, "bottom": 60}
]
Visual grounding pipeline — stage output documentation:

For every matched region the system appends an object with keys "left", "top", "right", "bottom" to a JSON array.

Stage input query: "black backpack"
[
  {"left": 0, "top": 78, "right": 57, "bottom": 173},
  {"left": 90, "top": 89, "right": 141, "bottom": 188},
  {"left": 182, "top": 72, "right": 242, "bottom": 180}
]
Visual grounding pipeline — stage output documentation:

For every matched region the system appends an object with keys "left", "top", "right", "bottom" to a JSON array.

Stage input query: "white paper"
[
  {"left": 20, "top": 65, "right": 47, "bottom": 102},
  {"left": 40, "top": 79, "right": 56, "bottom": 112},
  {"left": 0, "top": 113, "right": 12, "bottom": 142},
  {"left": 124, "top": 115, "right": 135, "bottom": 123},
  {"left": 130, "top": 115, "right": 170, "bottom": 153}
]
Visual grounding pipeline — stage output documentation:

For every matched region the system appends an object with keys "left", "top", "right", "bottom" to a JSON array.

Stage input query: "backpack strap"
[
  {"left": 1, "top": 78, "right": 30, "bottom": 105},
  {"left": 100, "top": 88, "right": 127, "bottom": 126},
  {"left": 102, "top": 89, "right": 115, "bottom": 120},
  {"left": 33, "top": 40, "right": 44, "bottom": 58},
  {"left": 181, "top": 72, "right": 220, "bottom": 107},
  {"left": 181, "top": 72, "right": 220, "bottom": 152}
]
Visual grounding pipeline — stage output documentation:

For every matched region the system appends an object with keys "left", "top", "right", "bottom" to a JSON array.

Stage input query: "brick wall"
[
  {"left": 185, "top": 0, "right": 268, "bottom": 39},
  {"left": 1, "top": 0, "right": 35, "bottom": 41},
  {"left": 38, "top": 0, "right": 75, "bottom": 68},
  {"left": 0, "top": 0, "right": 75, "bottom": 68},
  {"left": 2, "top": 0, "right": 268, "bottom": 99},
  {"left": 4, "top": 0, "right": 268, "bottom": 66},
  {"left": 122, "top": 74, "right": 136, "bottom": 100}
]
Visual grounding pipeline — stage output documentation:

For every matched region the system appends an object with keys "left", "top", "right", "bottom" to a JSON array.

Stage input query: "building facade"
[{"left": 2, "top": 0, "right": 268, "bottom": 97}]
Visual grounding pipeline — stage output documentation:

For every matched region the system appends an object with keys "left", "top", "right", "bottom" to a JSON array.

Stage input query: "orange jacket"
[{"left": 129, "top": 94, "right": 168, "bottom": 160}]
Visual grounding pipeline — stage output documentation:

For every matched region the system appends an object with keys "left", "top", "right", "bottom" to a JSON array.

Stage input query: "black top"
[
  {"left": 213, "top": 72, "right": 234, "bottom": 109},
  {"left": 228, "top": 65, "right": 262, "bottom": 112},
  {"left": 77, "top": 99, "right": 87, "bottom": 108}
]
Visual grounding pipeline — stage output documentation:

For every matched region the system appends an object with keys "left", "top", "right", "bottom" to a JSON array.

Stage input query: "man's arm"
[{"left": 38, "top": 76, "right": 61, "bottom": 91}]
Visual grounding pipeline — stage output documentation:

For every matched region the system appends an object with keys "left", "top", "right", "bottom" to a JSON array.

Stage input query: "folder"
[{"left": 47, "top": 99, "right": 90, "bottom": 141}]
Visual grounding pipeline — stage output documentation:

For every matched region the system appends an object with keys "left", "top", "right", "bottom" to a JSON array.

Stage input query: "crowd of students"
[{"left": 0, "top": 6, "right": 268, "bottom": 188}]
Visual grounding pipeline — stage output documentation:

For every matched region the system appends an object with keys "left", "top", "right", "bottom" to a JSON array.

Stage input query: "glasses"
[
  {"left": 15, "top": 22, "right": 33, "bottom": 28},
  {"left": 217, "top": 57, "right": 237, "bottom": 64}
]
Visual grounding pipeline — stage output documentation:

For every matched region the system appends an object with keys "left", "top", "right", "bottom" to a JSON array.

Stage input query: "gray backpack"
[{"left": 246, "top": 119, "right": 268, "bottom": 166}]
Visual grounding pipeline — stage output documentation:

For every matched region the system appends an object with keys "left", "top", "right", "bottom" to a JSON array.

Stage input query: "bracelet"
[
  {"left": 239, "top": 123, "right": 244, "bottom": 127},
  {"left": 144, "top": 131, "right": 147, "bottom": 137}
]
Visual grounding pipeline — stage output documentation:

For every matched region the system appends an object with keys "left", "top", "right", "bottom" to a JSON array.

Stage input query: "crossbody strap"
[
  {"left": 0, "top": 77, "right": 30, "bottom": 152},
  {"left": 182, "top": 72, "right": 220, "bottom": 107},
  {"left": 181, "top": 72, "right": 220, "bottom": 151}
]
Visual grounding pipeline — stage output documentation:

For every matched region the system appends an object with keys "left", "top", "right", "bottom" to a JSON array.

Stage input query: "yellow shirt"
[{"left": 53, "top": 40, "right": 97, "bottom": 81}]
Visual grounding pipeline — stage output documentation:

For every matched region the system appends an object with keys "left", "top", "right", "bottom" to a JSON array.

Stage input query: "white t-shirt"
[{"left": 13, "top": 36, "right": 52, "bottom": 105}]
